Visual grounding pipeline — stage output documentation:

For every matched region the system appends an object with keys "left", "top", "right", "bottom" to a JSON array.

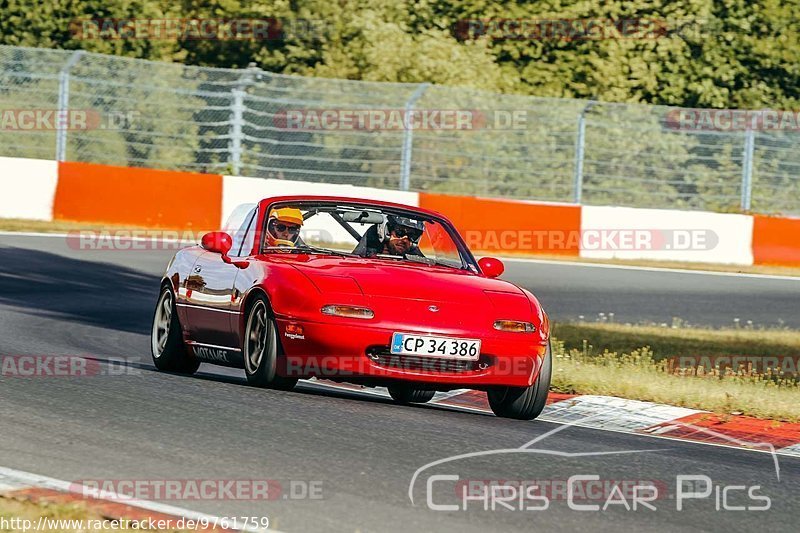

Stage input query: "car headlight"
[
  {"left": 321, "top": 305, "right": 375, "bottom": 319},
  {"left": 493, "top": 320, "right": 536, "bottom": 333}
]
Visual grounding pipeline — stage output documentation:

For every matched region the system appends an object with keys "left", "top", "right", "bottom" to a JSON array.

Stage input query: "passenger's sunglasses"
[
  {"left": 390, "top": 226, "right": 423, "bottom": 241},
  {"left": 272, "top": 222, "right": 301, "bottom": 235}
]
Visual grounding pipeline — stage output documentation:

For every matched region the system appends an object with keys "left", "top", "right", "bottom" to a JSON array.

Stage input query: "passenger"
[{"left": 354, "top": 215, "right": 425, "bottom": 257}]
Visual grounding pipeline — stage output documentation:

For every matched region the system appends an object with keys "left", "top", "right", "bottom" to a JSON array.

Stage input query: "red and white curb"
[
  {"left": 311, "top": 381, "right": 800, "bottom": 459},
  {"left": 0, "top": 467, "right": 275, "bottom": 532}
]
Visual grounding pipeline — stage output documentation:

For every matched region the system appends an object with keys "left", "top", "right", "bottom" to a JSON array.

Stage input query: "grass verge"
[
  {"left": 553, "top": 322, "right": 800, "bottom": 360},
  {"left": 549, "top": 323, "right": 800, "bottom": 422},
  {"left": 0, "top": 494, "right": 186, "bottom": 532}
]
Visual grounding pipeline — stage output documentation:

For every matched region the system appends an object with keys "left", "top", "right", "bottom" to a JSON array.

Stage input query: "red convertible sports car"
[{"left": 151, "top": 196, "right": 552, "bottom": 420}]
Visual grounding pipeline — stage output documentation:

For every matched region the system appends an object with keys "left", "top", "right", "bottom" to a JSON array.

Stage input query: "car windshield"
[{"left": 261, "top": 201, "right": 476, "bottom": 271}]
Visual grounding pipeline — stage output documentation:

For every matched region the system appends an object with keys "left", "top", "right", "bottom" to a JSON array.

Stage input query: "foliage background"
[
  {"left": 3, "top": 0, "right": 799, "bottom": 110},
  {"left": 1, "top": 1, "right": 799, "bottom": 213}
]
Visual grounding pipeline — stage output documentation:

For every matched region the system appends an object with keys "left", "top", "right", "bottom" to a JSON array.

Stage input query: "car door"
[
  {"left": 183, "top": 207, "right": 257, "bottom": 353},
  {"left": 183, "top": 251, "right": 239, "bottom": 350}
]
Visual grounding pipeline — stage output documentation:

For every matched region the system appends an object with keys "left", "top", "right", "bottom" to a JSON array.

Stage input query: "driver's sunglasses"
[
  {"left": 391, "top": 227, "right": 423, "bottom": 241},
  {"left": 274, "top": 223, "right": 301, "bottom": 235}
]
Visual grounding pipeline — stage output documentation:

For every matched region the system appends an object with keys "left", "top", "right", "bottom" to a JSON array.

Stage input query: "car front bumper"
[{"left": 275, "top": 317, "right": 546, "bottom": 388}]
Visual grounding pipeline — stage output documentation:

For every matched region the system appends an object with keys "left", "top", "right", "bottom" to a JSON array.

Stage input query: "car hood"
[
  {"left": 284, "top": 256, "right": 520, "bottom": 300},
  {"left": 278, "top": 255, "right": 537, "bottom": 331}
]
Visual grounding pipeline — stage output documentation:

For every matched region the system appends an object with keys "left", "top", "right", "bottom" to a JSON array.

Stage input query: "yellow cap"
[{"left": 269, "top": 207, "right": 303, "bottom": 227}]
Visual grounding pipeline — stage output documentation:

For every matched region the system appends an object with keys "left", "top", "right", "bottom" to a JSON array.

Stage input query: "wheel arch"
[
  {"left": 241, "top": 285, "right": 275, "bottom": 316},
  {"left": 160, "top": 272, "right": 182, "bottom": 294},
  {"left": 238, "top": 286, "right": 277, "bottom": 347}
]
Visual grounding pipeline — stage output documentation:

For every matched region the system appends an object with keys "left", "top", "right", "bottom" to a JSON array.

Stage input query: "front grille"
[{"left": 366, "top": 346, "right": 492, "bottom": 373}]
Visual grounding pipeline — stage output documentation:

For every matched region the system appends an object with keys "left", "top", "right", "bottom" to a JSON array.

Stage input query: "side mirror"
[
  {"left": 201, "top": 232, "right": 250, "bottom": 269},
  {"left": 478, "top": 257, "right": 504, "bottom": 279},
  {"left": 201, "top": 231, "right": 232, "bottom": 255}
]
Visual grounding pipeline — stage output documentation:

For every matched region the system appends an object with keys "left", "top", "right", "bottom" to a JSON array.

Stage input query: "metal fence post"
[
  {"left": 399, "top": 83, "right": 430, "bottom": 191},
  {"left": 229, "top": 87, "right": 245, "bottom": 176},
  {"left": 741, "top": 128, "right": 755, "bottom": 211},
  {"left": 572, "top": 101, "right": 596, "bottom": 204},
  {"left": 229, "top": 65, "right": 260, "bottom": 176},
  {"left": 55, "top": 50, "right": 85, "bottom": 161}
]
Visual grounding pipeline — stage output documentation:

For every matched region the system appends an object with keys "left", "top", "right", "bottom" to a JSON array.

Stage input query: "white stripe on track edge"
[
  {"left": 0, "top": 466, "right": 283, "bottom": 533},
  {"left": 503, "top": 256, "right": 800, "bottom": 281},
  {"left": 305, "top": 382, "right": 800, "bottom": 460}
]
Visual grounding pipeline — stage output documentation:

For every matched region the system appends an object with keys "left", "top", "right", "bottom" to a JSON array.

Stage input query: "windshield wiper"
[
  {"left": 263, "top": 245, "right": 351, "bottom": 257},
  {"left": 402, "top": 254, "right": 464, "bottom": 269},
  {"left": 371, "top": 253, "right": 463, "bottom": 269},
  {"left": 293, "top": 244, "right": 353, "bottom": 257},
  {"left": 373, "top": 253, "right": 404, "bottom": 261}
]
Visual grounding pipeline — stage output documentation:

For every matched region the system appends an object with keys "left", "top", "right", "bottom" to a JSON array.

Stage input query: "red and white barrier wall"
[
  {"left": 0, "top": 156, "right": 59, "bottom": 220},
  {"left": 579, "top": 205, "right": 755, "bottom": 265},
  {"left": 2, "top": 156, "right": 799, "bottom": 267}
]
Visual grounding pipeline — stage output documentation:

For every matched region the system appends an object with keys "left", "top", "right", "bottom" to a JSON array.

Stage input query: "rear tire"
[
  {"left": 487, "top": 341, "right": 552, "bottom": 420},
  {"left": 243, "top": 295, "right": 298, "bottom": 391},
  {"left": 387, "top": 384, "right": 436, "bottom": 404},
  {"left": 151, "top": 285, "right": 200, "bottom": 374}
]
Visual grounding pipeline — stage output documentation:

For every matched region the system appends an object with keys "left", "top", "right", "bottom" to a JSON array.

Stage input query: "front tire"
[
  {"left": 243, "top": 296, "right": 298, "bottom": 391},
  {"left": 488, "top": 340, "right": 552, "bottom": 420},
  {"left": 151, "top": 286, "right": 200, "bottom": 374},
  {"left": 387, "top": 384, "right": 436, "bottom": 404}
]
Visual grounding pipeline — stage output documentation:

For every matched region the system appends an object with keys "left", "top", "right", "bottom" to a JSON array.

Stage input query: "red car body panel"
[{"left": 162, "top": 196, "right": 550, "bottom": 390}]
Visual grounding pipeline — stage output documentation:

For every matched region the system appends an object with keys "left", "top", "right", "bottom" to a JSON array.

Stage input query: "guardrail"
[
  {"left": 1, "top": 45, "right": 798, "bottom": 215},
  {"left": 6, "top": 156, "right": 799, "bottom": 266}
]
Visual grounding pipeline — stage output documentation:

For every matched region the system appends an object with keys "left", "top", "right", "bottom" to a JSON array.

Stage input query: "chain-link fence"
[{"left": 1, "top": 44, "right": 798, "bottom": 214}]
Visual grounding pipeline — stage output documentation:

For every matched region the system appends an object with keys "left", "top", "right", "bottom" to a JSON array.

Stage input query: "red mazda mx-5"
[{"left": 151, "top": 196, "right": 551, "bottom": 420}]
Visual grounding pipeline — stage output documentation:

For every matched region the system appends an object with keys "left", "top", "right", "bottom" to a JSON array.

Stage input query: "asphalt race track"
[
  {"left": 1, "top": 233, "right": 799, "bottom": 532},
  {"left": 502, "top": 259, "right": 800, "bottom": 329},
  {"left": 2, "top": 233, "right": 799, "bottom": 329}
]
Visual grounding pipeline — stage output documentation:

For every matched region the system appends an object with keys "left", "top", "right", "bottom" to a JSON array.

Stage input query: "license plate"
[{"left": 390, "top": 333, "right": 481, "bottom": 360}]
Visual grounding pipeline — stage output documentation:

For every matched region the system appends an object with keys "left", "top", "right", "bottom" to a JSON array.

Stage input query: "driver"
[
  {"left": 354, "top": 214, "right": 425, "bottom": 257},
  {"left": 266, "top": 207, "right": 304, "bottom": 247}
]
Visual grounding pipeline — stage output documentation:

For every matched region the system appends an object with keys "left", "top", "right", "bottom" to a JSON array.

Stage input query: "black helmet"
[{"left": 384, "top": 215, "right": 425, "bottom": 242}]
